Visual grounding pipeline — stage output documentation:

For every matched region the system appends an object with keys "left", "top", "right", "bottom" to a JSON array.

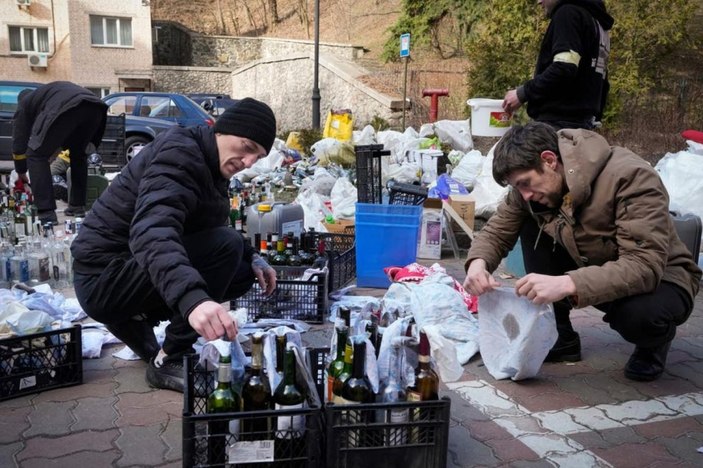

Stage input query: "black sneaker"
[
  {"left": 64, "top": 205, "right": 86, "bottom": 217},
  {"left": 624, "top": 341, "right": 671, "bottom": 382},
  {"left": 106, "top": 319, "right": 160, "bottom": 362},
  {"left": 146, "top": 357, "right": 185, "bottom": 393},
  {"left": 545, "top": 333, "right": 582, "bottom": 362}
]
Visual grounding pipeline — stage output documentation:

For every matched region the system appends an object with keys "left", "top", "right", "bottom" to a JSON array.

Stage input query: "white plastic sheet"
[
  {"left": 655, "top": 143, "right": 703, "bottom": 232},
  {"left": 478, "top": 287, "right": 557, "bottom": 381}
]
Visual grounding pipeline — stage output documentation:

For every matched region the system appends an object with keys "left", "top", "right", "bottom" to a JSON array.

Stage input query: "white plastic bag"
[
  {"left": 330, "top": 176, "right": 357, "bottom": 219},
  {"left": 478, "top": 287, "right": 557, "bottom": 381},
  {"left": 655, "top": 147, "right": 703, "bottom": 228},
  {"left": 472, "top": 143, "right": 510, "bottom": 218}
]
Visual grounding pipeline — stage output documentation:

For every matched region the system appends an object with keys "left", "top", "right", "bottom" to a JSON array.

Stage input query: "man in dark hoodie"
[
  {"left": 12, "top": 81, "right": 108, "bottom": 224},
  {"left": 503, "top": 0, "right": 614, "bottom": 130},
  {"left": 502, "top": 0, "right": 614, "bottom": 364},
  {"left": 72, "top": 98, "right": 278, "bottom": 393}
]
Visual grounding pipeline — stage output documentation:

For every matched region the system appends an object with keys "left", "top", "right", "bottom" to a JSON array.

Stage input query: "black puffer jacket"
[
  {"left": 71, "top": 125, "right": 254, "bottom": 318},
  {"left": 12, "top": 81, "right": 107, "bottom": 156}
]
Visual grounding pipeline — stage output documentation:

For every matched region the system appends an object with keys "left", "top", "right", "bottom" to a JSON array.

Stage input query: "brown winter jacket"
[{"left": 466, "top": 129, "right": 701, "bottom": 308}]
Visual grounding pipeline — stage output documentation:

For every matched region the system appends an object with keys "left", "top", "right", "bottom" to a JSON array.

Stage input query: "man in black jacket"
[
  {"left": 72, "top": 98, "right": 278, "bottom": 392},
  {"left": 503, "top": 0, "right": 614, "bottom": 130},
  {"left": 12, "top": 81, "right": 108, "bottom": 223}
]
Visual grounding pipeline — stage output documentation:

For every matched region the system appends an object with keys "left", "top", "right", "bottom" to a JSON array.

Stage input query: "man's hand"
[
  {"left": 515, "top": 274, "right": 576, "bottom": 305},
  {"left": 251, "top": 254, "right": 276, "bottom": 296},
  {"left": 187, "top": 300, "right": 238, "bottom": 341},
  {"left": 463, "top": 259, "right": 500, "bottom": 296},
  {"left": 503, "top": 89, "right": 522, "bottom": 114}
]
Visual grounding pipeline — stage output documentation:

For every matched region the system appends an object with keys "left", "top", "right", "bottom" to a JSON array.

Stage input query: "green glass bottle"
[
  {"left": 241, "top": 332, "right": 272, "bottom": 440},
  {"left": 286, "top": 237, "right": 303, "bottom": 267},
  {"left": 332, "top": 338, "right": 354, "bottom": 404},
  {"left": 207, "top": 346, "right": 240, "bottom": 466},
  {"left": 273, "top": 348, "right": 306, "bottom": 436},
  {"left": 326, "top": 325, "right": 349, "bottom": 402},
  {"left": 341, "top": 338, "right": 374, "bottom": 404},
  {"left": 275, "top": 333, "right": 288, "bottom": 382},
  {"left": 271, "top": 239, "right": 288, "bottom": 266}
]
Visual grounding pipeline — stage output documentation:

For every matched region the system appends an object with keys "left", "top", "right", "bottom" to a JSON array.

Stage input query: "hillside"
[{"left": 152, "top": 0, "right": 703, "bottom": 160}]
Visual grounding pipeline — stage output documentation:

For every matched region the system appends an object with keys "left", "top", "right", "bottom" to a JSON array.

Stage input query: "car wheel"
[{"left": 125, "top": 135, "right": 151, "bottom": 162}]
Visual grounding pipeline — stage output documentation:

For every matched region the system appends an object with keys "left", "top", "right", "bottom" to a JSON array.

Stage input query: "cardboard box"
[
  {"left": 417, "top": 198, "right": 444, "bottom": 259},
  {"left": 449, "top": 194, "right": 475, "bottom": 229},
  {"left": 322, "top": 218, "right": 355, "bottom": 234}
]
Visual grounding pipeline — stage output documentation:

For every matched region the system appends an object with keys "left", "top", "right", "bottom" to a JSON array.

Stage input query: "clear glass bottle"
[{"left": 377, "top": 339, "right": 409, "bottom": 446}]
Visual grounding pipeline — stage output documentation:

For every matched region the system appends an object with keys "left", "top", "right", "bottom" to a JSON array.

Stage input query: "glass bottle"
[
  {"left": 311, "top": 237, "right": 327, "bottom": 269},
  {"left": 267, "top": 233, "right": 276, "bottom": 262},
  {"left": 332, "top": 337, "right": 353, "bottom": 404},
  {"left": 240, "top": 332, "right": 272, "bottom": 440},
  {"left": 275, "top": 333, "right": 288, "bottom": 382},
  {"left": 326, "top": 325, "right": 349, "bottom": 402},
  {"left": 377, "top": 339, "right": 409, "bottom": 446},
  {"left": 407, "top": 330, "right": 439, "bottom": 401},
  {"left": 336, "top": 305, "right": 351, "bottom": 330},
  {"left": 341, "top": 338, "right": 374, "bottom": 404},
  {"left": 207, "top": 345, "right": 240, "bottom": 466},
  {"left": 286, "top": 237, "right": 302, "bottom": 267},
  {"left": 272, "top": 238, "right": 287, "bottom": 266},
  {"left": 273, "top": 348, "right": 306, "bottom": 437}
]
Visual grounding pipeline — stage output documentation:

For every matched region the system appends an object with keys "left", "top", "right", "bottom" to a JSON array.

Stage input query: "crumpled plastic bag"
[
  {"left": 478, "top": 287, "right": 557, "bottom": 381},
  {"left": 0, "top": 302, "right": 54, "bottom": 336},
  {"left": 472, "top": 143, "right": 510, "bottom": 218},
  {"left": 330, "top": 176, "right": 357, "bottom": 219},
  {"left": 655, "top": 143, "right": 703, "bottom": 227},
  {"left": 427, "top": 173, "right": 469, "bottom": 200},
  {"left": 353, "top": 125, "right": 377, "bottom": 146},
  {"left": 419, "top": 120, "right": 473, "bottom": 153},
  {"left": 310, "top": 138, "right": 356, "bottom": 167},
  {"left": 233, "top": 139, "right": 286, "bottom": 182},
  {"left": 295, "top": 187, "right": 330, "bottom": 231},
  {"left": 449, "top": 150, "right": 484, "bottom": 192}
]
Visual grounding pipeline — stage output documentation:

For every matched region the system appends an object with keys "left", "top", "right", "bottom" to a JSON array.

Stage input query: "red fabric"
[
  {"left": 681, "top": 130, "right": 703, "bottom": 144},
  {"left": 384, "top": 263, "right": 478, "bottom": 313}
]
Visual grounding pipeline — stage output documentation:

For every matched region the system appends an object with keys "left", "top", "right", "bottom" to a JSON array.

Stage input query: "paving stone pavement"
[{"left": 1, "top": 228, "right": 703, "bottom": 467}]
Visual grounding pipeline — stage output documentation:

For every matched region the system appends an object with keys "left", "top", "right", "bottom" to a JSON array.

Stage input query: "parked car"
[
  {"left": 0, "top": 80, "right": 42, "bottom": 162},
  {"left": 187, "top": 93, "right": 239, "bottom": 118},
  {"left": 103, "top": 91, "right": 215, "bottom": 128}
]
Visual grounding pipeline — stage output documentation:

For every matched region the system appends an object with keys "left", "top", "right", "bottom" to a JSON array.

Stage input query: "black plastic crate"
[
  {"left": 97, "top": 114, "right": 126, "bottom": 169},
  {"left": 231, "top": 266, "right": 328, "bottom": 324},
  {"left": 0, "top": 324, "right": 83, "bottom": 401},
  {"left": 387, "top": 181, "right": 428, "bottom": 206},
  {"left": 311, "top": 349, "right": 451, "bottom": 468},
  {"left": 355, "top": 144, "right": 389, "bottom": 204},
  {"left": 182, "top": 353, "right": 323, "bottom": 467},
  {"left": 321, "top": 233, "right": 356, "bottom": 292}
]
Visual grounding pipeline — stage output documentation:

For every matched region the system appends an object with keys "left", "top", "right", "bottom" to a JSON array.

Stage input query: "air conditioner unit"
[
  {"left": 28, "top": 53, "right": 48, "bottom": 68},
  {"left": 16, "top": 0, "right": 32, "bottom": 6}
]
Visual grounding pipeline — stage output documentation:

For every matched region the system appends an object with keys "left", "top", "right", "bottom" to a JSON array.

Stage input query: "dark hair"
[{"left": 492, "top": 121, "right": 560, "bottom": 186}]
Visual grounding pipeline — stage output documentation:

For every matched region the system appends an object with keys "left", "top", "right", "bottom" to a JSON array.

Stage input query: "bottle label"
[
  {"left": 390, "top": 408, "right": 409, "bottom": 423},
  {"left": 275, "top": 403, "right": 305, "bottom": 435},
  {"left": 406, "top": 390, "right": 421, "bottom": 402},
  {"left": 333, "top": 394, "right": 356, "bottom": 405},
  {"left": 228, "top": 440, "right": 274, "bottom": 464}
]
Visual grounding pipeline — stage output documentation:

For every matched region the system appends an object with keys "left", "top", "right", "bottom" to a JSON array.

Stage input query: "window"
[
  {"left": 9, "top": 26, "right": 50, "bottom": 53},
  {"left": 0, "top": 84, "right": 38, "bottom": 114},
  {"left": 87, "top": 87, "right": 111, "bottom": 98},
  {"left": 104, "top": 95, "right": 137, "bottom": 116},
  {"left": 90, "top": 15, "right": 132, "bottom": 47},
  {"left": 141, "top": 96, "right": 183, "bottom": 118}
]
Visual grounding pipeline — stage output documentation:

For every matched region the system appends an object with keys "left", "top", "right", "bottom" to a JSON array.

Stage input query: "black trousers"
[
  {"left": 27, "top": 104, "right": 105, "bottom": 211},
  {"left": 520, "top": 218, "right": 693, "bottom": 348},
  {"left": 74, "top": 227, "right": 255, "bottom": 358}
]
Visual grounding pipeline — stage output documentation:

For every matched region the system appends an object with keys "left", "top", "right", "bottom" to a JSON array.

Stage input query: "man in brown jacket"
[{"left": 463, "top": 122, "right": 701, "bottom": 381}]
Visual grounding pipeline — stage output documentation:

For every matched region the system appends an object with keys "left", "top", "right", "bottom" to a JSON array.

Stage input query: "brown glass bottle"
[
  {"left": 406, "top": 330, "right": 439, "bottom": 401},
  {"left": 240, "top": 332, "right": 272, "bottom": 440}
]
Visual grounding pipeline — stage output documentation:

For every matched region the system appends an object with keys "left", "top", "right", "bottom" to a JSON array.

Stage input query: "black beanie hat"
[{"left": 213, "top": 97, "right": 277, "bottom": 154}]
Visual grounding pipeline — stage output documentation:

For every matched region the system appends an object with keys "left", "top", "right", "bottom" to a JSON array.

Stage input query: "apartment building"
[{"left": 1, "top": 0, "right": 154, "bottom": 95}]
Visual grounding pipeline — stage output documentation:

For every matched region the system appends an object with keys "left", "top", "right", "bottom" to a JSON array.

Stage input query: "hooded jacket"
[
  {"left": 71, "top": 125, "right": 255, "bottom": 319},
  {"left": 518, "top": 0, "right": 614, "bottom": 125},
  {"left": 466, "top": 129, "right": 701, "bottom": 308}
]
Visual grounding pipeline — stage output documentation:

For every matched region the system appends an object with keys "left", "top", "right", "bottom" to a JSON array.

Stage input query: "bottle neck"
[
  {"left": 217, "top": 354, "right": 232, "bottom": 386},
  {"left": 283, "top": 349, "right": 297, "bottom": 385},
  {"left": 335, "top": 327, "right": 349, "bottom": 360},
  {"left": 251, "top": 335, "right": 264, "bottom": 371},
  {"left": 418, "top": 331, "right": 431, "bottom": 368},
  {"left": 387, "top": 344, "right": 401, "bottom": 384},
  {"left": 275, "top": 335, "right": 287, "bottom": 373},
  {"left": 351, "top": 340, "right": 366, "bottom": 378}
]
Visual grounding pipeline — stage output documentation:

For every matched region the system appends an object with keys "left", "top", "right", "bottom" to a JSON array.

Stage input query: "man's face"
[
  {"left": 506, "top": 152, "right": 564, "bottom": 208},
  {"left": 216, "top": 134, "right": 267, "bottom": 179},
  {"left": 538, "top": 0, "right": 559, "bottom": 18}
]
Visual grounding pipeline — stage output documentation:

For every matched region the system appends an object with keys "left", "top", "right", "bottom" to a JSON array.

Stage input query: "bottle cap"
[{"left": 257, "top": 203, "right": 272, "bottom": 213}]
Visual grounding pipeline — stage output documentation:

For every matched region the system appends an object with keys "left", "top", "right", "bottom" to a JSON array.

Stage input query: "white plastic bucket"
[{"left": 467, "top": 98, "right": 513, "bottom": 137}]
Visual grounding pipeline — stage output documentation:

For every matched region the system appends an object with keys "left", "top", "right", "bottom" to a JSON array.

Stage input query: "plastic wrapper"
[{"left": 478, "top": 287, "right": 557, "bottom": 381}]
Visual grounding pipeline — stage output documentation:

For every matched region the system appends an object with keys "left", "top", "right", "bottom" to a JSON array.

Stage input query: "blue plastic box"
[{"left": 355, "top": 203, "right": 422, "bottom": 288}]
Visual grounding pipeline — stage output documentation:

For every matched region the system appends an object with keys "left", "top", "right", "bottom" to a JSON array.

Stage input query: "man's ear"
[{"left": 540, "top": 150, "right": 559, "bottom": 169}]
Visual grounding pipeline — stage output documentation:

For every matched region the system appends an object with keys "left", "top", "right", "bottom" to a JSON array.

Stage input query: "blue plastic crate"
[{"left": 355, "top": 203, "right": 422, "bottom": 288}]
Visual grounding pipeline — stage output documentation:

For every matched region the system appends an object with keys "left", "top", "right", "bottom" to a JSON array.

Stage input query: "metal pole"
[
  {"left": 312, "top": 0, "right": 321, "bottom": 129},
  {"left": 401, "top": 56, "right": 408, "bottom": 130}
]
